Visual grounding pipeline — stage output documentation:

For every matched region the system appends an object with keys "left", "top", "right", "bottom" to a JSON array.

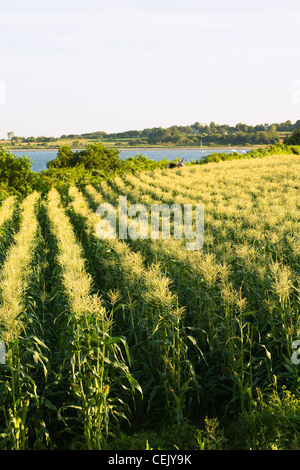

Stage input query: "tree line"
[
  {"left": 65, "top": 120, "right": 300, "bottom": 146},
  {"left": 5, "top": 120, "right": 300, "bottom": 147}
]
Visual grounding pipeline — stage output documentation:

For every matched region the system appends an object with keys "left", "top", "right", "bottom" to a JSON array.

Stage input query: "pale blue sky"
[{"left": 0, "top": 0, "right": 299, "bottom": 137}]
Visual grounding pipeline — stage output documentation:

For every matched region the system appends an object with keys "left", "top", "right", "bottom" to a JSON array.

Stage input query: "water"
[
  {"left": 11, "top": 147, "right": 248, "bottom": 173},
  {"left": 11, "top": 150, "right": 58, "bottom": 173}
]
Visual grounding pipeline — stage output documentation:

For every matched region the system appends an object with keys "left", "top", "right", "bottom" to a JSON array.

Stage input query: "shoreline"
[{"left": 7, "top": 145, "right": 259, "bottom": 152}]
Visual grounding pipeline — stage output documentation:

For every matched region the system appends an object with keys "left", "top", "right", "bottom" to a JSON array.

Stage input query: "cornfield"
[{"left": 0, "top": 153, "right": 299, "bottom": 449}]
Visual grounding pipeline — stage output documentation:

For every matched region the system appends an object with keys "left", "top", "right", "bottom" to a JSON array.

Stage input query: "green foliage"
[
  {"left": 195, "top": 417, "right": 228, "bottom": 450},
  {"left": 47, "top": 142, "right": 122, "bottom": 173},
  {"left": 42, "top": 144, "right": 171, "bottom": 186},
  {"left": 47, "top": 145, "right": 74, "bottom": 168},
  {"left": 284, "top": 127, "right": 300, "bottom": 145},
  {"left": 105, "top": 422, "right": 200, "bottom": 450},
  {"left": 291, "top": 145, "right": 300, "bottom": 155},
  {"left": 229, "top": 388, "right": 300, "bottom": 450},
  {"left": 0, "top": 147, "right": 39, "bottom": 197},
  {"left": 40, "top": 164, "right": 104, "bottom": 191},
  {"left": 0, "top": 183, "right": 10, "bottom": 201},
  {"left": 122, "top": 154, "right": 170, "bottom": 173},
  {"left": 0, "top": 142, "right": 172, "bottom": 196}
]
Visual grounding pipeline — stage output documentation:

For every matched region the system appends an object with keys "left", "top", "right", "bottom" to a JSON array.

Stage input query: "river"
[{"left": 11, "top": 147, "right": 249, "bottom": 173}]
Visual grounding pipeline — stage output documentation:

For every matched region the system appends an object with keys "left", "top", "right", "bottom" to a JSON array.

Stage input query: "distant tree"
[
  {"left": 81, "top": 131, "right": 106, "bottom": 140},
  {"left": 7, "top": 131, "right": 14, "bottom": 140},
  {"left": 148, "top": 127, "right": 166, "bottom": 144},
  {"left": 276, "top": 120, "right": 293, "bottom": 132},
  {"left": 284, "top": 128, "right": 300, "bottom": 145},
  {"left": 233, "top": 131, "right": 247, "bottom": 144},
  {"left": 235, "top": 123, "right": 248, "bottom": 132},
  {"left": 192, "top": 122, "right": 201, "bottom": 132},
  {"left": 283, "top": 120, "right": 293, "bottom": 131},
  {"left": 141, "top": 128, "right": 153, "bottom": 138},
  {"left": 268, "top": 124, "right": 277, "bottom": 133},
  {"left": 253, "top": 124, "right": 265, "bottom": 132}
]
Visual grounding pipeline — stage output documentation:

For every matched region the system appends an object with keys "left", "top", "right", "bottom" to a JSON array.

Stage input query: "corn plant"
[
  {"left": 0, "top": 192, "right": 50, "bottom": 449},
  {"left": 67, "top": 185, "right": 202, "bottom": 424},
  {"left": 0, "top": 196, "right": 17, "bottom": 229},
  {"left": 0, "top": 196, "right": 19, "bottom": 266},
  {"left": 0, "top": 151, "right": 298, "bottom": 449},
  {"left": 45, "top": 188, "right": 141, "bottom": 449},
  {"left": 93, "top": 154, "right": 300, "bottom": 418}
]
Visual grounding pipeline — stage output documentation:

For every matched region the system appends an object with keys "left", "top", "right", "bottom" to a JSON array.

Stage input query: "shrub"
[
  {"left": 0, "top": 148, "right": 39, "bottom": 197},
  {"left": 284, "top": 128, "right": 300, "bottom": 145},
  {"left": 229, "top": 388, "right": 300, "bottom": 450},
  {"left": 47, "top": 142, "right": 122, "bottom": 173}
]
